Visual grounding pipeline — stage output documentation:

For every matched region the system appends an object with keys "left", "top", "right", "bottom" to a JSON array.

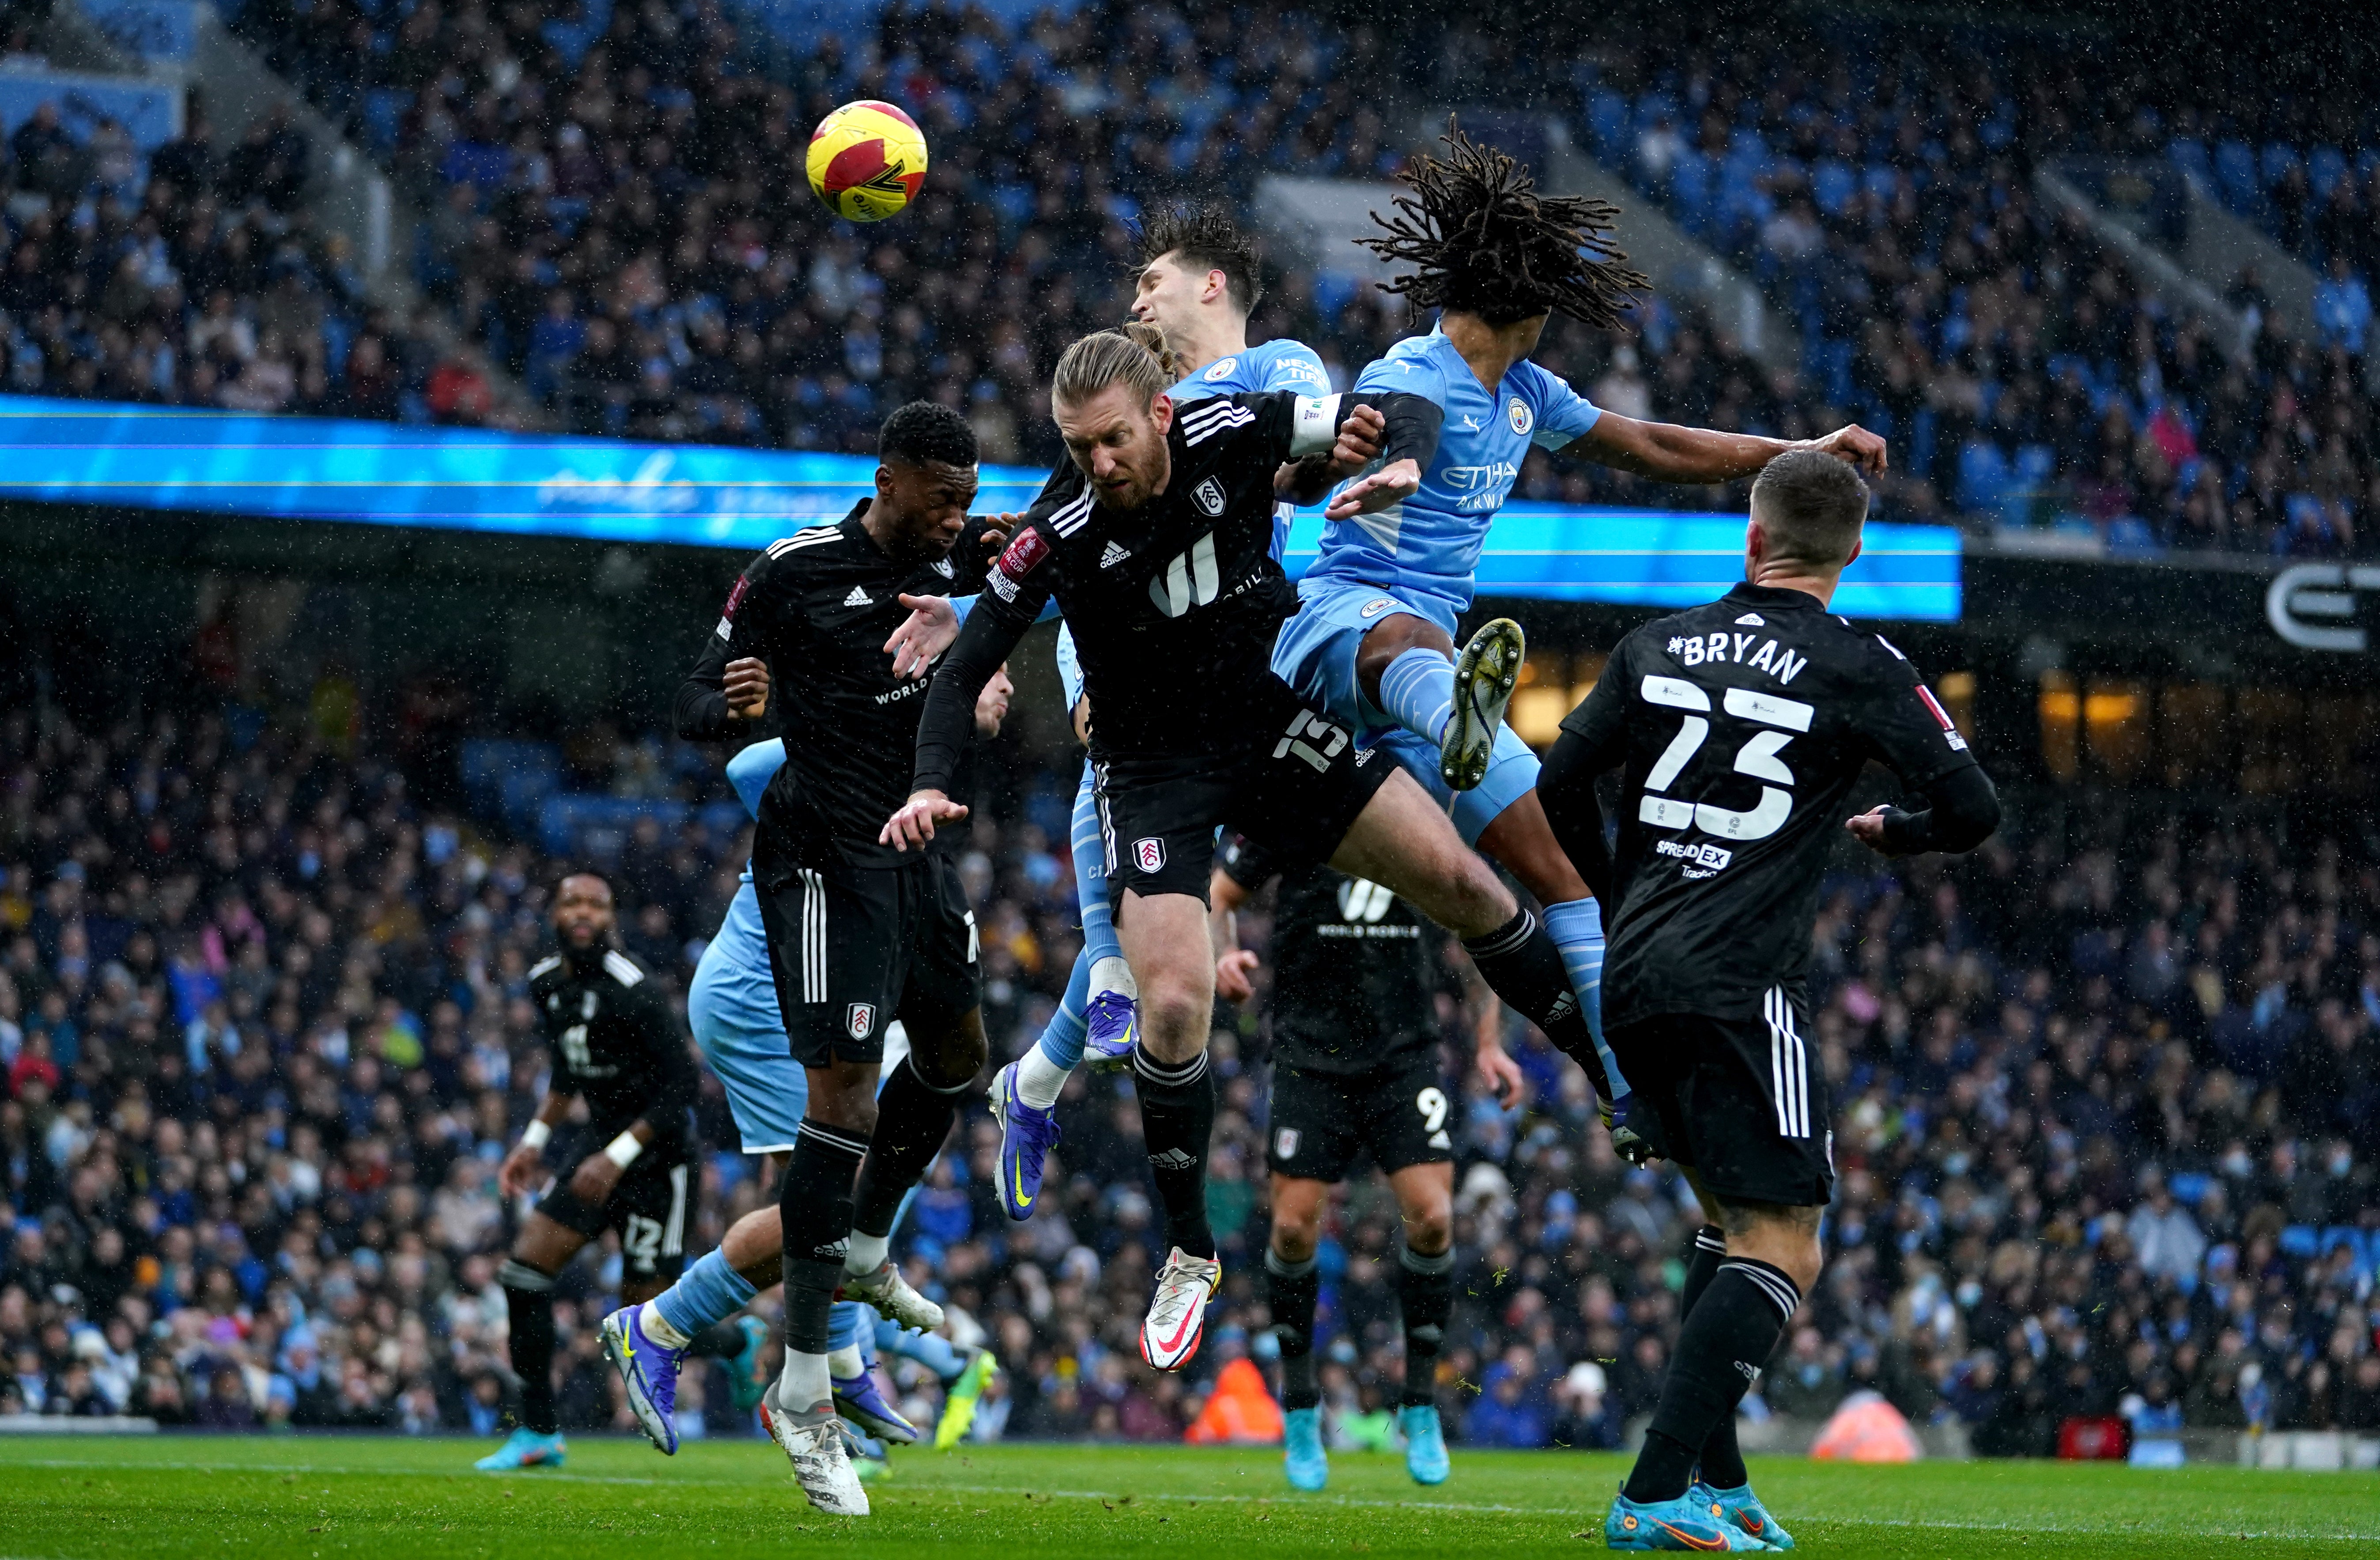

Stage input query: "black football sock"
[
  {"left": 780, "top": 1118, "right": 868, "bottom": 1364},
  {"left": 1461, "top": 910, "right": 1613, "bottom": 1097},
  {"left": 1623, "top": 1258, "right": 1801, "bottom": 1505},
  {"left": 1677, "top": 1226, "right": 1748, "bottom": 1489},
  {"left": 1397, "top": 1243, "right": 1454, "bottom": 1407},
  {"left": 685, "top": 1321, "right": 751, "bottom": 1359},
  {"left": 1132, "top": 1048, "right": 1217, "bottom": 1259},
  {"left": 498, "top": 1259, "right": 559, "bottom": 1435},
  {"left": 851, "top": 1055, "right": 968, "bottom": 1240},
  {"left": 1266, "top": 1246, "right": 1321, "bottom": 1410}
]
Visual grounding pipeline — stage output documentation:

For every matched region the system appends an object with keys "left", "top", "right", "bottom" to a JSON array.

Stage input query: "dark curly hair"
[
  {"left": 878, "top": 399, "right": 979, "bottom": 468},
  {"left": 1133, "top": 200, "right": 1266, "bottom": 315},
  {"left": 1357, "top": 121, "right": 1648, "bottom": 328}
]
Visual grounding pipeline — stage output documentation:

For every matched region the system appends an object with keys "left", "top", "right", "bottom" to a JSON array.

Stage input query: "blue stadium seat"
[
  {"left": 2214, "top": 139, "right": 2259, "bottom": 212},
  {"left": 2168, "top": 138, "right": 2213, "bottom": 195},
  {"left": 1957, "top": 441, "right": 2009, "bottom": 513},
  {"left": 2166, "top": 1171, "right": 2212, "bottom": 1206},
  {"left": 1587, "top": 89, "right": 1628, "bottom": 158},
  {"left": 2310, "top": 145, "right": 2346, "bottom": 200},
  {"left": 362, "top": 88, "right": 410, "bottom": 158},
  {"left": 1813, "top": 158, "right": 1855, "bottom": 216},
  {"left": 1668, "top": 150, "right": 1710, "bottom": 234},
  {"left": 2279, "top": 1225, "right": 2320, "bottom": 1261},
  {"left": 1312, "top": 270, "right": 1359, "bottom": 321},
  {"left": 2259, "top": 142, "right": 2301, "bottom": 191}
]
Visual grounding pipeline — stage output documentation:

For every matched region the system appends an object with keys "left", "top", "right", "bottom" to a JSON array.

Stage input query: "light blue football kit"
[{"left": 1268, "top": 326, "right": 1624, "bottom": 1094}]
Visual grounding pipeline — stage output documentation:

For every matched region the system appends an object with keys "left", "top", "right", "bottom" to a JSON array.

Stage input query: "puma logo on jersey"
[
  {"left": 843, "top": 586, "right": 873, "bottom": 607},
  {"left": 1100, "top": 541, "right": 1131, "bottom": 568}
]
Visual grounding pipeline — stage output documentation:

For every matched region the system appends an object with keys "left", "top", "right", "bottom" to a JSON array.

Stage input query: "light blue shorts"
[
  {"left": 688, "top": 931, "right": 805, "bottom": 1156},
  {"left": 1270, "top": 577, "right": 1541, "bottom": 847}
]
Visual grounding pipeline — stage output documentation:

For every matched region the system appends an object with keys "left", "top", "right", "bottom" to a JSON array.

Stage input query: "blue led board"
[{"left": 0, "top": 398, "right": 1958, "bottom": 620}]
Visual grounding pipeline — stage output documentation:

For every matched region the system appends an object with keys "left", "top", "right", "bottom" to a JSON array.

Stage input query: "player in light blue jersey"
[
  {"left": 1277, "top": 128, "right": 1887, "bottom": 1148},
  {"left": 601, "top": 685, "right": 1012, "bottom": 1461},
  {"left": 976, "top": 204, "right": 1336, "bottom": 1217}
]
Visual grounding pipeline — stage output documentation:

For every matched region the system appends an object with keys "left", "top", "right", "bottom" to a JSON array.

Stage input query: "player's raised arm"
[
  {"left": 885, "top": 523, "right": 1051, "bottom": 850},
  {"left": 1571, "top": 407, "right": 1887, "bottom": 485},
  {"left": 676, "top": 553, "right": 776, "bottom": 739}
]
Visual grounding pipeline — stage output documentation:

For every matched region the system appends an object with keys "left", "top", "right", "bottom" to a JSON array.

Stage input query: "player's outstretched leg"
[
  {"left": 606, "top": 1206, "right": 778, "bottom": 1452},
  {"left": 1115, "top": 889, "right": 1224, "bottom": 1371},
  {"left": 1674, "top": 1224, "right": 1792, "bottom": 1549},
  {"left": 994, "top": 766, "right": 1140, "bottom": 1217},
  {"left": 1442, "top": 618, "right": 1526, "bottom": 791},
  {"left": 841, "top": 1040, "right": 979, "bottom": 1329},
  {"left": 479, "top": 1255, "right": 567, "bottom": 1471},
  {"left": 1611, "top": 1199, "right": 1813, "bottom": 1552},
  {"left": 1331, "top": 770, "right": 1611, "bottom": 1091},
  {"left": 1266, "top": 1244, "right": 1326, "bottom": 1489},
  {"left": 1397, "top": 1243, "right": 1455, "bottom": 1485},
  {"left": 773, "top": 1102, "right": 873, "bottom": 1515},
  {"left": 992, "top": 950, "right": 1080, "bottom": 1221},
  {"left": 933, "top": 1344, "right": 998, "bottom": 1447},
  {"left": 829, "top": 1302, "right": 921, "bottom": 1445}
]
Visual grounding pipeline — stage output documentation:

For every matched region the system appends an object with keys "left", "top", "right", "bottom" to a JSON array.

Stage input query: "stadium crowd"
[
  {"left": 1, "top": 684, "right": 2377, "bottom": 1454},
  {"left": 0, "top": 0, "right": 2347, "bottom": 554},
  {"left": 208, "top": 0, "right": 2379, "bottom": 557}
]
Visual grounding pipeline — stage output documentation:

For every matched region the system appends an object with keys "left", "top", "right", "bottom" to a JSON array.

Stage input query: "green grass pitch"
[{"left": 0, "top": 1433, "right": 2374, "bottom": 1557}]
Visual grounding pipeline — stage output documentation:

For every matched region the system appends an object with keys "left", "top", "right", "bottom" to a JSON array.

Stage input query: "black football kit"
[
  {"left": 1540, "top": 581, "right": 1998, "bottom": 1207},
  {"left": 527, "top": 946, "right": 698, "bottom": 1278},
  {"left": 910, "top": 390, "right": 1403, "bottom": 904},
  {"left": 678, "top": 501, "right": 989, "bottom": 1066},
  {"left": 1218, "top": 832, "right": 1459, "bottom": 1183}
]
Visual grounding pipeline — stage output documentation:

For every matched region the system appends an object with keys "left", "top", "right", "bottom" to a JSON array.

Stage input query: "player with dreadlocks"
[{"left": 1271, "top": 123, "right": 1887, "bottom": 1169}]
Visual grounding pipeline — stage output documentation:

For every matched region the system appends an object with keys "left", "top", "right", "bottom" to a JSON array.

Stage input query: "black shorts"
[
  {"left": 755, "top": 852, "right": 978, "bottom": 1068},
  {"left": 1266, "top": 1053, "right": 1454, "bottom": 1183},
  {"left": 1093, "top": 676, "right": 1394, "bottom": 905},
  {"left": 1607, "top": 985, "right": 1834, "bottom": 1209},
  {"left": 537, "top": 1131, "right": 693, "bottom": 1282}
]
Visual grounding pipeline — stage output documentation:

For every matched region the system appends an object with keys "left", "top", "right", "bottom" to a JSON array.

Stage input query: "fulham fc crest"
[
  {"left": 846, "top": 1003, "right": 877, "bottom": 1040},
  {"left": 1274, "top": 1127, "right": 1300, "bottom": 1161},
  {"left": 1192, "top": 476, "right": 1227, "bottom": 517},
  {"left": 1133, "top": 837, "right": 1167, "bottom": 873}
]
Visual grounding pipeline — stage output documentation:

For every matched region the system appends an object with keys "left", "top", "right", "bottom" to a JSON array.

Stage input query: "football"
[{"left": 805, "top": 98, "right": 929, "bottom": 222}]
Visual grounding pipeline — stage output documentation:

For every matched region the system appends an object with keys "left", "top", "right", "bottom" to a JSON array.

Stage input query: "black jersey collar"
[
  {"left": 1723, "top": 580, "right": 1828, "bottom": 611},
  {"left": 839, "top": 498, "right": 874, "bottom": 550}
]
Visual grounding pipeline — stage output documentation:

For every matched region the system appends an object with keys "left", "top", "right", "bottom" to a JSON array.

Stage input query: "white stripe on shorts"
[{"left": 663, "top": 1162, "right": 688, "bottom": 1256}]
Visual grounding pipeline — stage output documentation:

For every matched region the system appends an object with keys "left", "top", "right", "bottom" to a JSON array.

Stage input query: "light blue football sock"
[
  {"left": 1071, "top": 761, "right": 1123, "bottom": 969},
  {"left": 653, "top": 1247, "right": 756, "bottom": 1339},
  {"left": 1035, "top": 950, "right": 1092, "bottom": 1071},
  {"left": 828, "top": 1301, "right": 870, "bottom": 1357},
  {"left": 1543, "top": 896, "right": 1629, "bottom": 1097},
  {"left": 1378, "top": 647, "right": 1457, "bottom": 746},
  {"left": 1035, "top": 766, "right": 1113, "bottom": 1073},
  {"left": 876, "top": 1318, "right": 967, "bottom": 1382}
]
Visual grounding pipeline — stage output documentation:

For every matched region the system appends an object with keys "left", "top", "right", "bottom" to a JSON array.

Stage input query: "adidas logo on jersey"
[
  {"left": 1099, "top": 541, "right": 1131, "bottom": 568},
  {"left": 1148, "top": 1148, "right": 1198, "bottom": 1171},
  {"left": 844, "top": 586, "right": 873, "bottom": 607}
]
